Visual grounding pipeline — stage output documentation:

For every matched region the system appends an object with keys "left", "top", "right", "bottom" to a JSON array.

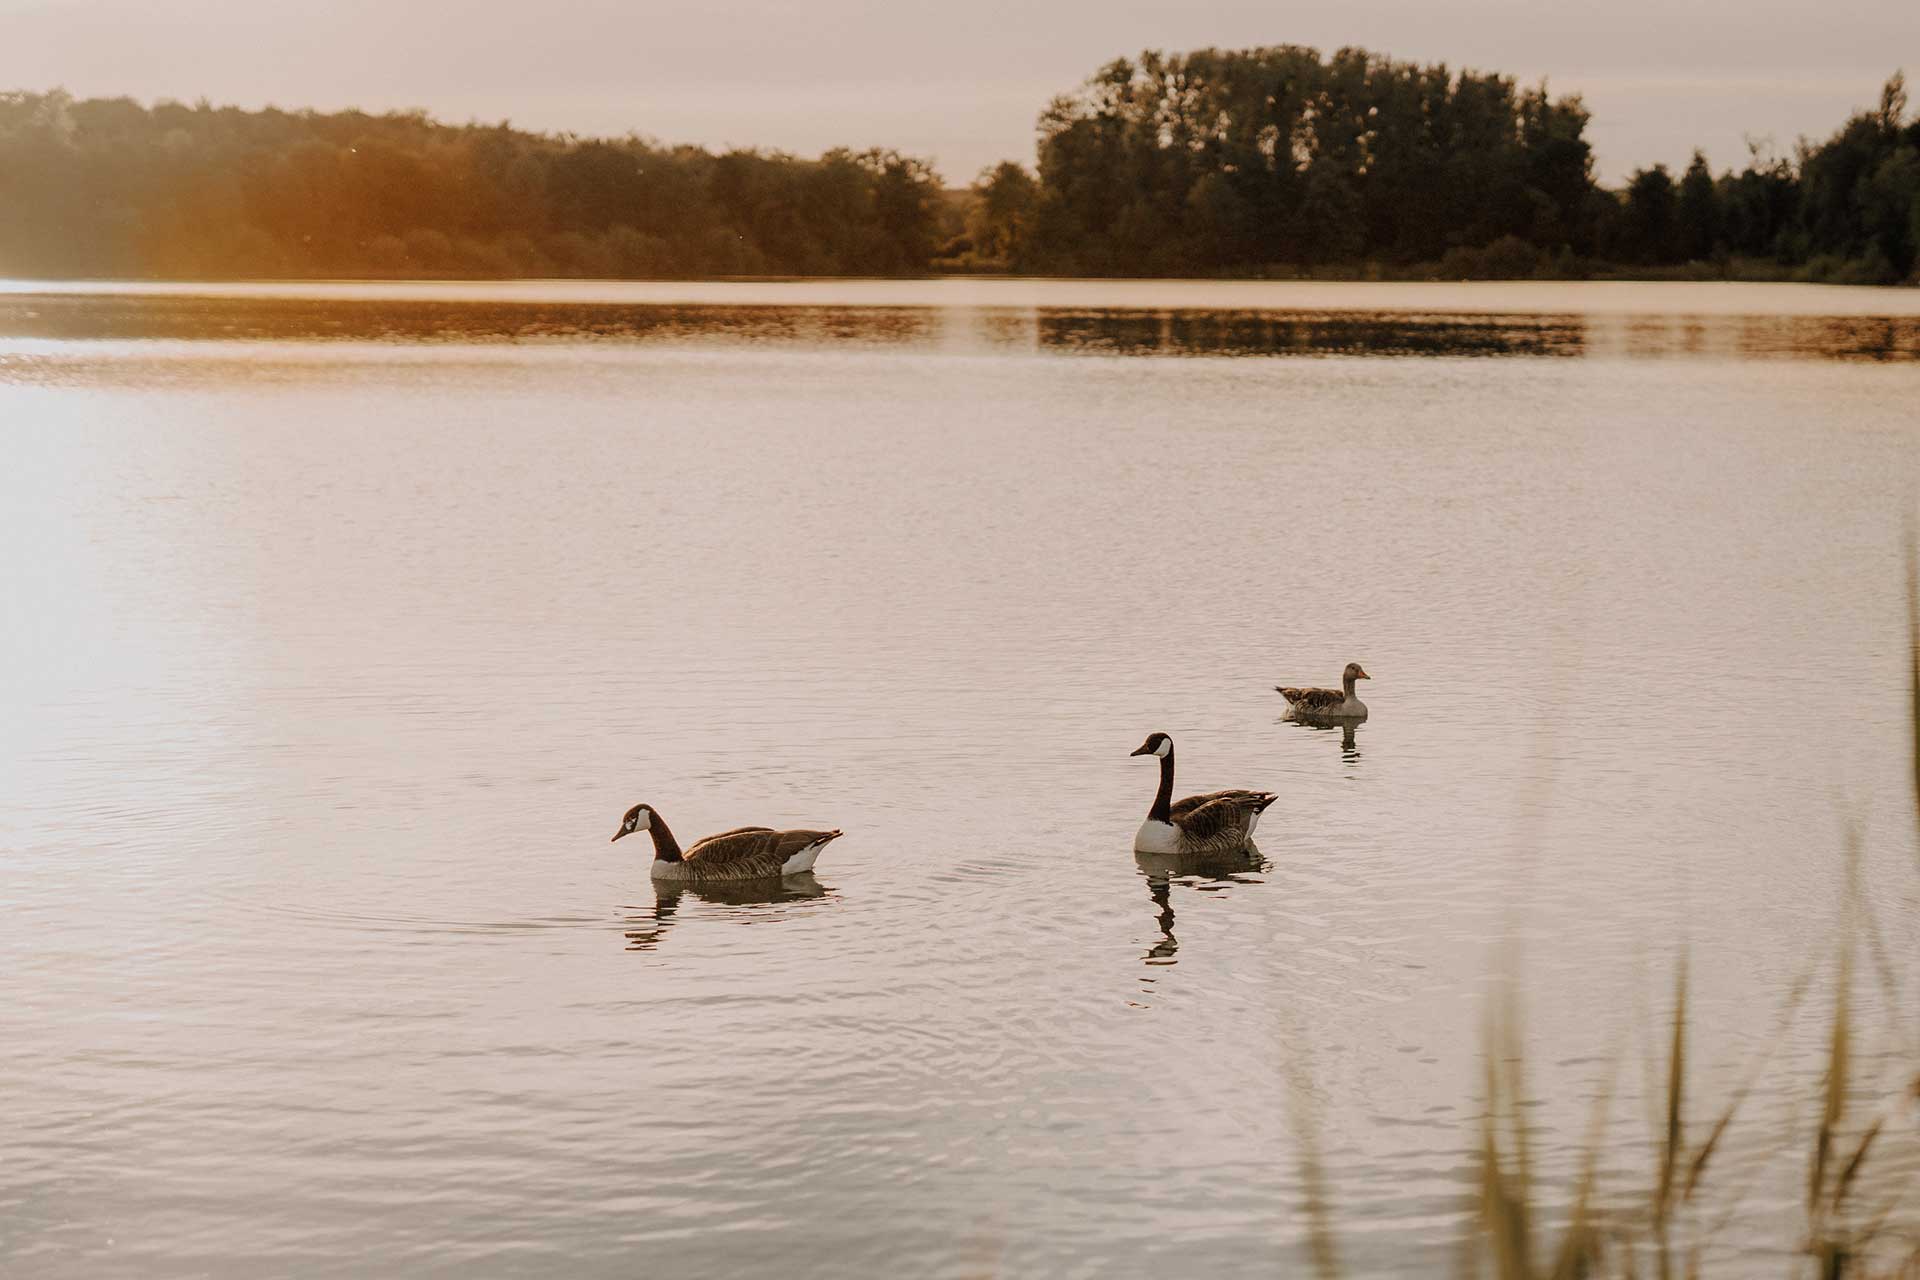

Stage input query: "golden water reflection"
[{"left": 2, "top": 289, "right": 1916, "bottom": 360}]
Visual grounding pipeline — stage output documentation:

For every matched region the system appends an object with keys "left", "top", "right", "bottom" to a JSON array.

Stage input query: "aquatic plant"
[{"left": 1303, "top": 535, "right": 1920, "bottom": 1279}]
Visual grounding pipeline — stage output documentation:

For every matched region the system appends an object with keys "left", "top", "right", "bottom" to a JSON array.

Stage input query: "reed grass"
[{"left": 1300, "top": 536, "right": 1920, "bottom": 1278}]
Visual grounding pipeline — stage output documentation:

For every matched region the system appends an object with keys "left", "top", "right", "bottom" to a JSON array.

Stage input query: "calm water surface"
[{"left": 3, "top": 280, "right": 1918, "bottom": 1277}]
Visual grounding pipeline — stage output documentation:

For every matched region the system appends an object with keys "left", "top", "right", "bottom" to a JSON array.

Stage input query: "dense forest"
[
  {"left": 1, "top": 47, "right": 1916, "bottom": 283},
  {"left": 0, "top": 92, "right": 942, "bottom": 278},
  {"left": 957, "top": 51, "right": 1919, "bottom": 284}
]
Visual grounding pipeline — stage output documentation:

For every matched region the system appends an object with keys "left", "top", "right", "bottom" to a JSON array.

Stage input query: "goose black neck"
[
  {"left": 646, "top": 813, "right": 684, "bottom": 862},
  {"left": 1149, "top": 749, "right": 1175, "bottom": 823}
]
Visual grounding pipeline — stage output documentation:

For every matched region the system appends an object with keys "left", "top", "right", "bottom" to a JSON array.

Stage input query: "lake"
[{"left": 3, "top": 279, "right": 1918, "bottom": 1277}]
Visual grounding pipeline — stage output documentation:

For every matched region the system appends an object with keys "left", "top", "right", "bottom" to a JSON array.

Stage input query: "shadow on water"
[
  {"left": 1133, "top": 846, "right": 1270, "bottom": 970},
  {"left": 620, "top": 872, "right": 832, "bottom": 952},
  {"left": 3, "top": 293, "right": 1918, "bottom": 360}
]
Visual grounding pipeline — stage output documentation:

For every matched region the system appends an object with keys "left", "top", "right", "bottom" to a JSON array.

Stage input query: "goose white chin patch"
[{"left": 1152, "top": 739, "right": 1172, "bottom": 758}]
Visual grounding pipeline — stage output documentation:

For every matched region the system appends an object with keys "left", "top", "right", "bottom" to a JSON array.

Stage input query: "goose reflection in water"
[
  {"left": 1134, "top": 847, "right": 1269, "bottom": 967},
  {"left": 1282, "top": 716, "right": 1362, "bottom": 764},
  {"left": 621, "top": 872, "right": 831, "bottom": 951}
]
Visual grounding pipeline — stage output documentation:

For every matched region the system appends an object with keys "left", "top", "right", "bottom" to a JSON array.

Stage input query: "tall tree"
[
  {"left": 968, "top": 162, "right": 1038, "bottom": 266},
  {"left": 1674, "top": 151, "right": 1721, "bottom": 261},
  {"left": 1023, "top": 45, "right": 1601, "bottom": 273},
  {"left": 1620, "top": 165, "right": 1679, "bottom": 264}
]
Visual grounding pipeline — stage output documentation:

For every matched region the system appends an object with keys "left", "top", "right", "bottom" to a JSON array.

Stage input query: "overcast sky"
[{"left": 3, "top": 0, "right": 1912, "bottom": 184}]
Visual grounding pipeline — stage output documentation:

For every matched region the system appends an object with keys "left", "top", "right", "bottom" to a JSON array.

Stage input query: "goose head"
[
  {"left": 611, "top": 803, "right": 653, "bottom": 843},
  {"left": 1345, "top": 663, "right": 1371, "bottom": 682},
  {"left": 1130, "top": 732, "right": 1174, "bottom": 758}
]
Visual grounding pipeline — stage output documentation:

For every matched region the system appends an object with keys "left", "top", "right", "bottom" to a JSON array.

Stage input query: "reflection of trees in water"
[
  {"left": 1038, "top": 312, "right": 1920, "bottom": 362},
  {"left": 0, "top": 296, "right": 1914, "bottom": 362},
  {"left": 1040, "top": 310, "right": 1591, "bottom": 358},
  {"left": 622, "top": 872, "right": 830, "bottom": 952},
  {"left": 0, "top": 293, "right": 1912, "bottom": 360},
  {"left": 0, "top": 296, "right": 947, "bottom": 347}
]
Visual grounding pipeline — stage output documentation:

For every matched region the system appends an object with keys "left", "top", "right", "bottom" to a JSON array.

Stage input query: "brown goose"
[
  {"left": 1128, "top": 732, "right": 1276, "bottom": 856},
  {"left": 611, "top": 803, "right": 843, "bottom": 882},
  {"left": 1276, "top": 662, "right": 1371, "bottom": 720}
]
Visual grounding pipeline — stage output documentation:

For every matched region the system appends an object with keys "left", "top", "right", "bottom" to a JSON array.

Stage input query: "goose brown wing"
[
  {"left": 1277, "top": 685, "right": 1344, "bottom": 710},
  {"left": 683, "top": 827, "right": 841, "bottom": 869},
  {"left": 699, "top": 826, "right": 775, "bottom": 844},
  {"left": 1171, "top": 789, "right": 1275, "bottom": 819},
  {"left": 1172, "top": 796, "right": 1256, "bottom": 843},
  {"left": 762, "top": 829, "right": 843, "bottom": 862},
  {"left": 683, "top": 827, "right": 783, "bottom": 868}
]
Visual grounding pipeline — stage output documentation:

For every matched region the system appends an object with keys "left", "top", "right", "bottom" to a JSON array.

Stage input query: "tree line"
[
  {"left": 1, "top": 50, "right": 1915, "bottom": 283},
  {"left": 0, "top": 92, "right": 941, "bottom": 279},
  {"left": 959, "top": 51, "right": 1918, "bottom": 284}
]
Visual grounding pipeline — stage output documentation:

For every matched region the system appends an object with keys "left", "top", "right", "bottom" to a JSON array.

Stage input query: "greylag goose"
[{"left": 1276, "top": 662, "right": 1371, "bottom": 720}]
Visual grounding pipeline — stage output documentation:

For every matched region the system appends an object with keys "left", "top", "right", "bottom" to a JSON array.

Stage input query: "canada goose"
[
  {"left": 611, "top": 803, "right": 843, "bottom": 882},
  {"left": 1276, "top": 662, "right": 1371, "bottom": 720},
  {"left": 1129, "top": 732, "right": 1276, "bottom": 856}
]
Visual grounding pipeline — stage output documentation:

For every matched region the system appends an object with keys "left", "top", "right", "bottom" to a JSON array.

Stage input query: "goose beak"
[
  {"left": 1355, "top": 668, "right": 1371, "bottom": 680},
  {"left": 610, "top": 828, "right": 629, "bottom": 843},
  {"left": 1129, "top": 744, "right": 1152, "bottom": 756}
]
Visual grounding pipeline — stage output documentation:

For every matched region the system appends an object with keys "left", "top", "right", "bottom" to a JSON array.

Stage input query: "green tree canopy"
[
  {"left": 0, "top": 92, "right": 946, "bottom": 279},
  {"left": 1016, "top": 45, "right": 1596, "bottom": 274}
]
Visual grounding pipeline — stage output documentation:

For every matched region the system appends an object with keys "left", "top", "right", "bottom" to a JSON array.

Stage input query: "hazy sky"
[{"left": 3, "top": 0, "right": 1913, "bottom": 184}]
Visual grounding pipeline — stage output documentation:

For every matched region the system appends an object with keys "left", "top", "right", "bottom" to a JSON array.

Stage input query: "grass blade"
[
  {"left": 1655, "top": 952, "right": 1688, "bottom": 1224},
  {"left": 1684, "top": 967, "right": 1813, "bottom": 1206},
  {"left": 1809, "top": 933, "right": 1854, "bottom": 1219},
  {"left": 1830, "top": 1118, "right": 1882, "bottom": 1213}
]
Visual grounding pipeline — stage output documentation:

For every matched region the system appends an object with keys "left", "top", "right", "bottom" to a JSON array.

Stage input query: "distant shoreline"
[
  {"left": 6, "top": 276, "right": 1919, "bottom": 318},
  {"left": 7, "top": 61, "right": 1915, "bottom": 291},
  {"left": 3, "top": 262, "right": 1913, "bottom": 291}
]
